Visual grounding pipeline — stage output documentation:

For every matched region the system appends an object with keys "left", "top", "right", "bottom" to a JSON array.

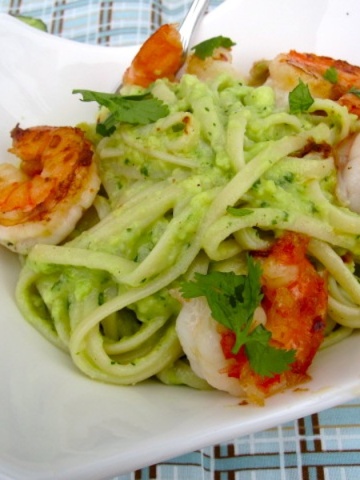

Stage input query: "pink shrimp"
[
  {"left": 177, "top": 232, "right": 328, "bottom": 405},
  {"left": 334, "top": 132, "right": 360, "bottom": 213},
  {"left": 267, "top": 50, "right": 360, "bottom": 115},
  {"left": 185, "top": 44, "right": 239, "bottom": 83},
  {"left": 220, "top": 232, "right": 327, "bottom": 404},
  {"left": 0, "top": 125, "right": 100, "bottom": 254},
  {"left": 122, "top": 24, "right": 184, "bottom": 88},
  {"left": 265, "top": 51, "right": 360, "bottom": 214},
  {"left": 122, "top": 23, "right": 237, "bottom": 87}
]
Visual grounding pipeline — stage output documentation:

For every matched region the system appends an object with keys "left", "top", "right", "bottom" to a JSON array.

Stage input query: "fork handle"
[{"left": 179, "top": 0, "right": 210, "bottom": 57}]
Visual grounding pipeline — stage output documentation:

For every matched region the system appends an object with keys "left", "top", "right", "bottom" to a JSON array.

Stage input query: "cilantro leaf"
[
  {"left": 323, "top": 66, "right": 338, "bottom": 84},
  {"left": 181, "top": 255, "right": 263, "bottom": 353},
  {"left": 180, "top": 255, "right": 295, "bottom": 377},
  {"left": 245, "top": 325, "right": 295, "bottom": 377},
  {"left": 181, "top": 269, "right": 253, "bottom": 335},
  {"left": 288, "top": 79, "right": 314, "bottom": 114},
  {"left": 192, "top": 36, "right": 236, "bottom": 60},
  {"left": 73, "top": 89, "right": 170, "bottom": 136}
]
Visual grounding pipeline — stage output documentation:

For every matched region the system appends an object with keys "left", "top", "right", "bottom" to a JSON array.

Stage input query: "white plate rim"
[{"left": 1, "top": 1, "right": 360, "bottom": 479}]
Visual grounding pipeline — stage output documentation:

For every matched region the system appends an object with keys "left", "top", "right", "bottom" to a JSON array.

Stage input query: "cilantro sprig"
[
  {"left": 288, "top": 79, "right": 314, "bottom": 114},
  {"left": 323, "top": 66, "right": 338, "bottom": 84},
  {"left": 180, "top": 255, "right": 295, "bottom": 377},
  {"left": 73, "top": 89, "right": 169, "bottom": 136},
  {"left": 192, "top": 36, "right": 236, "bottom": 60}
]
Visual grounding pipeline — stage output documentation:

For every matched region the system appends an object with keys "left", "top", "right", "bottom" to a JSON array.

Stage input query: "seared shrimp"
[
  {"left": 176, "top": 296, "right": 246, "bottom": 397},
  {"left": 122, "top": 23, "right": 239, "bottom": 88},
  {"left": 177, "top": 232, "right": 327, "bottom": 404},
  {"left": 0, "top": 125, "right": 100, "bottom": 254},
  {"left": 122, "top": 24, "right": 183, "bottom": 88},
  {"left": 264, "top": 51, "right": 360, "bottom": 213},
  {"left": 185, "top": 45, "right": 240, "bottom": 83},
  {"left": 335, "top": 132, "right": 360, "bottom": 213},
  {"left": 267, "top": 50, "right": 360, "bottom": 115}
]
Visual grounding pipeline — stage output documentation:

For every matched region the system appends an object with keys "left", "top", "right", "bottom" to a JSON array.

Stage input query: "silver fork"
[{"left": 179, "top": 0, "right": 210, "bottom": 60}]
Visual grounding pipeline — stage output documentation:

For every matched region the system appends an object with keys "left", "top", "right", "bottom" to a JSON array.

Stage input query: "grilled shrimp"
[
  {"left": 185, "top": 45, "right": 240, "bottom": 83},
  {"left": 266, "top": 50, "right": 360, "bottom": 115},
  {"left": 122, "top": 23, "right": 238, "bottom": 87},
  {"left": 335, "top": 132, "right": 360, "bottom": 213},
  {"left": 177, "top": 232, "right": 327, "bottom": 405},
  {"left": 264, "top": 51, "right": 360, "bottom": 213},
  {"left": 0, "top": 125, "right": 100, "bottom": 254},
  {"left": 122, "top": 24, "right": 184, "bottom": 87}
]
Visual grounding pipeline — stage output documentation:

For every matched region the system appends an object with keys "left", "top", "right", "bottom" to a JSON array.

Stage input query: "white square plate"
[{"left": 1, "top": 1, "right": 360, "bottom": 478}]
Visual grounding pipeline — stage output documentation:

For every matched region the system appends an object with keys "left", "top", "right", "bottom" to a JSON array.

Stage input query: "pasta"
[{"left": 13, "top": 43, "right": 360, "bottom": 399}]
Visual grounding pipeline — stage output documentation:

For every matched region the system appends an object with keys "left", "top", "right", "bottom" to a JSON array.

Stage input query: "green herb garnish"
[
  {"left": 323, "top": 66, "right": 338, "bottom": 84},
  {"left": 12, "top": 14, "right": 47, "bottom": 31},
  {"left": 288, "top": 79, "right": 314, "bottom": 114},
  {"left": 73, "top": 89, "right": 169, "bottom": 136},
  {"left": 192, "top": 36, "right": 236, "bottom": 60},
  {"left": 180, "top": 255, "right": 295, "bottom": 377}
]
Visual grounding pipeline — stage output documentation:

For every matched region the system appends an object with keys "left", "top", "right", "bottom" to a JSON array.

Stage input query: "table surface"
[{"left": 1, "top": 0, "right": 360, "bottom": 479}]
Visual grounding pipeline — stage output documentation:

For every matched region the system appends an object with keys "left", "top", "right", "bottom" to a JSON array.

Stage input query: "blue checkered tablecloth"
[
  {"left": 0, "top": 0, "right": 223, "bottom": 46},
  {"left": 120, "top": 401, "right": 360, "bottom": 480},
  {"left": 1, "top": 1, "right": 360, "bottom": 479}
]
